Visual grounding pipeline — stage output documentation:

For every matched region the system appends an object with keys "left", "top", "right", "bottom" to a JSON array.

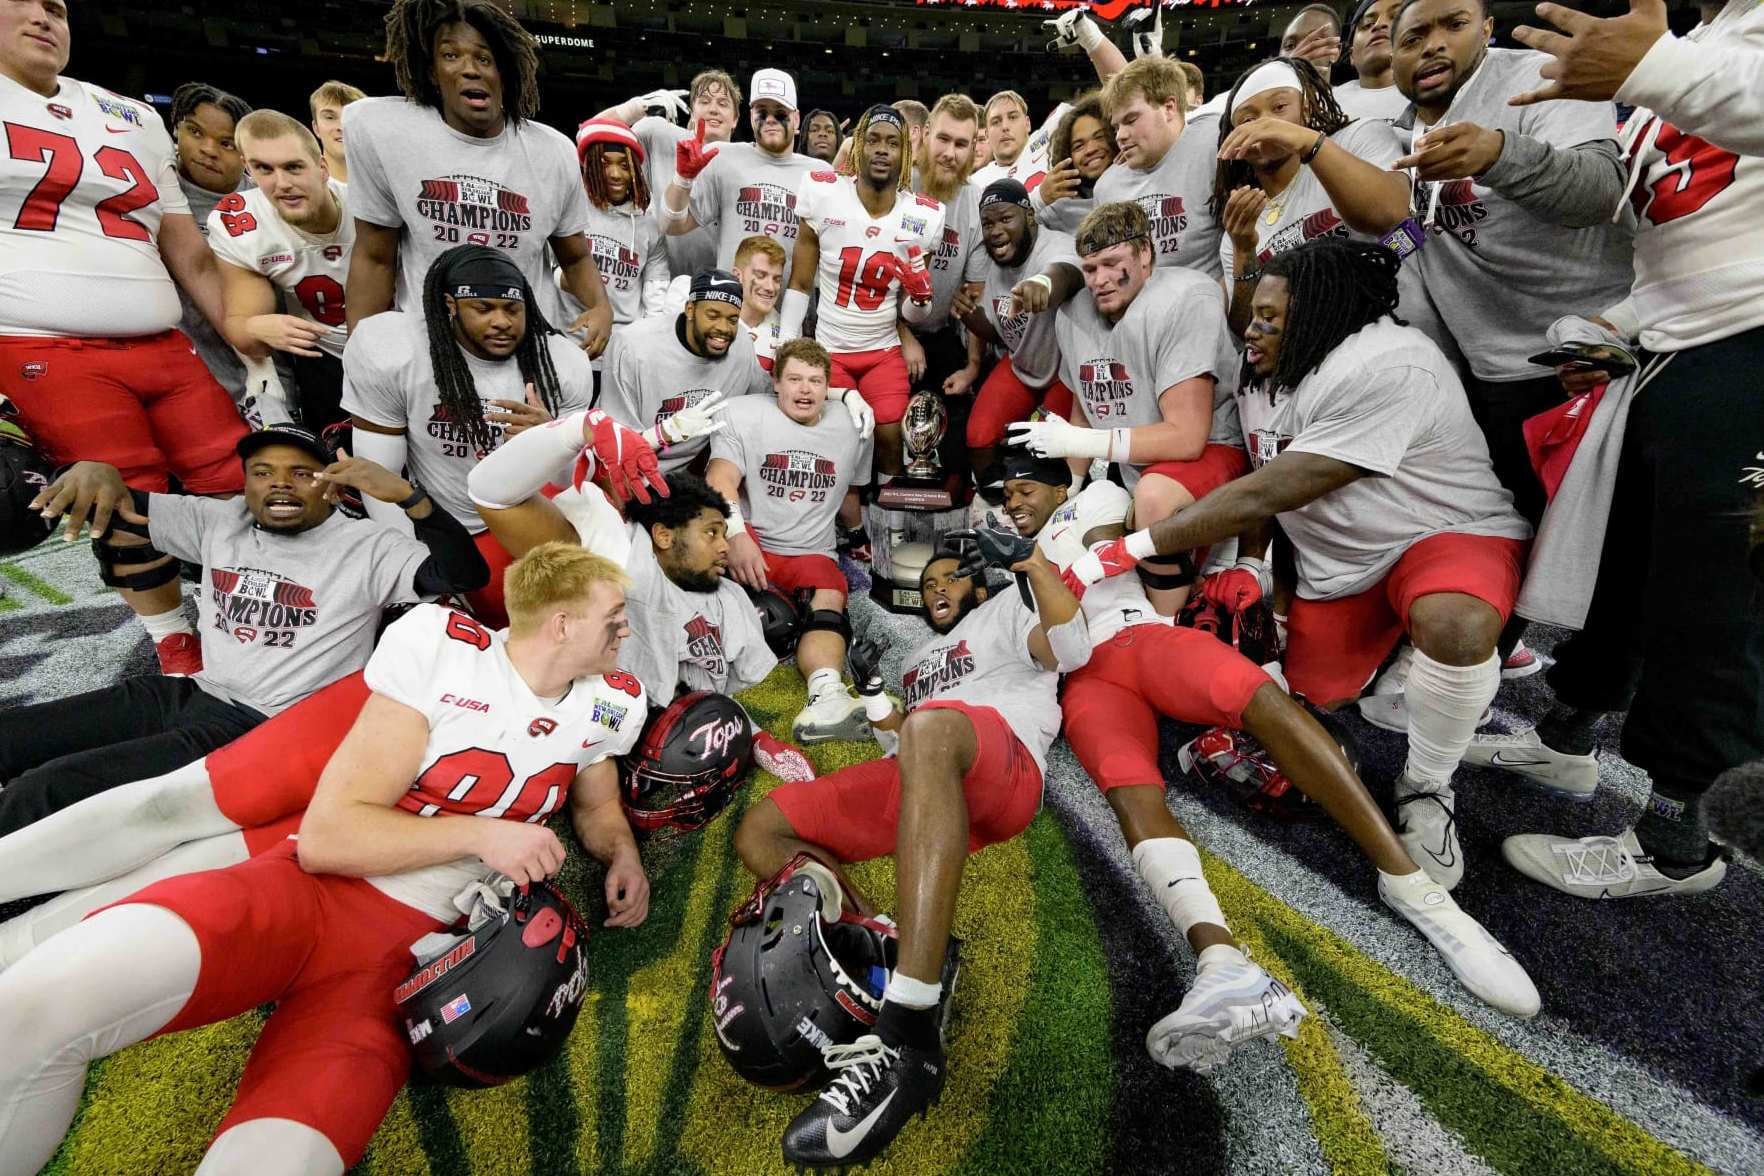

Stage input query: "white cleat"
[
  {"left": 1378, "top": 870, "right": 1540, "bottom": 1017},
  {"left": 1461, "top": 728, "right": 1598, "bottom": 798},
  {"left": 1145, "top": 956, "right": 1307, "bottom": 1073},
  {"left": 1502, "top": 827, "right": 1727, "bottom": 900},
  {"left": 791, "top": 688, "right": 871, "bottom": 745},
  {"left": 1394, "top": 779, "right": 1464, "bottom": 890},
  {"left": 1500, "top": 639, "right": 1548, "bottom": 679}
]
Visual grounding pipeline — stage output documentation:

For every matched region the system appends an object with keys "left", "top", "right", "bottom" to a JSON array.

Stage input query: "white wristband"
[
  {"left": 643, "top": 422, "right": 672, "bottom": 453},
  {"left": 1234, "top": 554, "right": 1272, "bottom": 594},
  {"left": 1025, "top": 274, "right": 1053, "bottom": 294},
  {"left": 1075, "top": 15, "right": 1105, "bottom": 52},
  {"left": 1108, "top": 427, "right": 1133, "bottom": 464},
  {"left": 660, "top": 190, "right": 691, "bottom": 222},
  {"left": 725, "top": 502, "right": 747, "bottom": 536},
  {"left": 1126, "top": 529, "right": 1158, "bottom": 561}
]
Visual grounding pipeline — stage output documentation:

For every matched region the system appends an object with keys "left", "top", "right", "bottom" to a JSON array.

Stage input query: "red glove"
[
  {"left": 572, "top": 410, "right": 667, "bottom": 504},
  {"left": 674, "top": 120, "right": 720, "bottom": 184},
  {"left": 1062, "top": 537, "right": 1141, "bottom": 598},
  {"left": 1201, "top": 568, "right": 1263, "bottom": 614},
  {"left": 894, "top": 244, "right": 934, "bottom": 304}
]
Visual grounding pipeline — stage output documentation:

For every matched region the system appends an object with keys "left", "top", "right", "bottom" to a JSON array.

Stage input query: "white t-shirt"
[
  {"left": 0, "top": 74, "right": 188, "bottom": 337},
  {"left": 795, "top": 171, "right": 945, "bottom": 354},
  {"left": 1092, "top": 110, "right": 1225, "bottom": 280},
  {"left": 1034, "top": 481, "right": 1167, "bottom": 645},
  {"left": 1333, "top": 81, "right": 1410, "bottom": 121},
  {"left": 363, "top": 603, "right": 646, "bottom": 920},
  {"left": 687, "top": 143, "right": 819, "bottom": 285},
  {"left": 1235, "top": 319, "right": 1531, "bottom": 600},
  {"left": 206, "top": 179, "right": 354, "bottom": 359}
]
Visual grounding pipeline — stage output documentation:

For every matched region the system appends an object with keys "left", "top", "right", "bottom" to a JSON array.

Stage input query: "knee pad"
[
  {"left": 800, "top": 608, "right": 851, "bottom": 644},
  {"left": 1137, "top": 552, "right": 1196, "bottom": 591},
  {"left": 92, "top": 512, "right": 179, "bottom": 591}
]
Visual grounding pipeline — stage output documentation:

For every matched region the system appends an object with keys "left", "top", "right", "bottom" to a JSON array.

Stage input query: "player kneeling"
[
  {"left": 0, "top": 545, "right": 650, "bottom": 1174},
  {"left": 733, "top": 537, "right": 1090, "bottom": 1168}
]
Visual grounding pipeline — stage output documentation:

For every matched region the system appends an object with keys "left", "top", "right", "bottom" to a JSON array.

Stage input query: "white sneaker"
[
  {"left": 1500, "top": 639, "right": 1548, "bottom": 679},
  {"left": 1461, "top": 728, "right": 1598, "bottom": 798},
  {"left": 1370, "top": 642, "right": 1415, "bottom": 697},
  {"left": 792, "top": 687, "right": 870, "bottom": 744},
  {"left": 1502, "top": 827, "right": 1728, "bottom": 899},
  {"left": 1145, "top": 955, "right": 1306, "bottom": 1073},
  {"left": 1358, "top": 691, "right": 1492, "bottom": 733},
  {"left": 1394, "top": 779, "right": 1464, "bottom": 890},
  {"left": 1378, "top": 870, "right": 1540, "bottom": 1017}
]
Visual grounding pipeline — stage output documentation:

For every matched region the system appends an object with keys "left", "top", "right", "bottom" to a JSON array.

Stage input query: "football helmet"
[
  {"left": 395, "top": 880, "right": 590, "bottom": 1087},
  {"left": 0, "top": 408, "right": 52, "bottom": 556},
  {"left": 747, "top": 585, "right": 802, "bottom": 658},
  {"left": 1177, "top": 702, "right": 1360, "bottom": 821},
  {"left": 621, "top": 691, "right": 753, "bottom": 833},
  {"left": 1181, "top": 595, "right": 1280, "bottom": 669}
]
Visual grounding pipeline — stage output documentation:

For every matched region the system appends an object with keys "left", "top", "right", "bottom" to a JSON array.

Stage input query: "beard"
[{"left": 669, "top": 565, "right": 723, "bottom": 594}]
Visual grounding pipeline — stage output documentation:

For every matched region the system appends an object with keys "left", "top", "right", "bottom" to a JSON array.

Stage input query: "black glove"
[
  {"left": 952, "top": 514, "right": 1038, "bottom": 571},
  {"left": 848, "top": 635, "right": 886, "bottom": 697}
]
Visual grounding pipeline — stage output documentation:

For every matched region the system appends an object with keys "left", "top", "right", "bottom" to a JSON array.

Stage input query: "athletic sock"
[
  {"left": 1132, "top": 837, "right": 1229, "bottom": 941},
  {"left": 1403, "top": 650, "right": 1500, "bottom": 789},
  {"left": 1195, "top": 943, "right": 1248, "bottom": 973},
  {"left": 1635, "top": 784, "right": 1711, "bottom": 872},
  {"left": 138, "top": 606, "right": 192, "bottom": 641},
  {"left": 1535, "top": 704, "right": 1604, "bottom": 757},
  {"left": 805, "top": 666, "right": 842, "bottom": 701},
  {"left": 879, "top": 973, "right": 943, "bottom": 1050}
]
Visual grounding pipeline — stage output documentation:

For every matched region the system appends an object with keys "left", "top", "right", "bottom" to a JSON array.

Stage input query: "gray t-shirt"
[
  {"left": 978, "top": 228, "right": 1079, "bottom": 388},
  {"left": 899, "top": 591, "right": 1060, "bottom": 777},
  {"left": 149, "top": 497, "right": 427, "bottom": 716},
  {"left": 632, "top": 116, "right": 719, "bottom": 280},
  {"left": 341, "top": 310, "right": 594, "bottom": 528},
  {"left": 924, "top": 181, "right": 985, "bottom": 331},
  {"left": 1235, "top": 319, "right": 1532, "bottom": 600},
  {"left": 1032, "top": 188, "right": 1096, "bottom": 235},
  {"left": 1056, "top": 267, "right": 1242, "bottom": 488},
  {"left": 175, "top": 174, "right": 253, "bottom": 408},
  {"left": 555, "top": 199, "right": 670, "bottom": 337},
  {"left": 1404, "top": 49, "right": 1634, "bottom": 381},
  {"left": 1333, "top": 81, "right": 1410, "bottom": 122},
  {"left": 597, "top": 311, "right": 771, "bottom": 473},
  {"left": 626, "top": 527, "right": 777, "bottom": 701},
  {"left": 687, "top": 143, "right": 819, "bottom": 285},
  {"left": 1218, "top": 120, "right": 1406, "bottom": 272},
  {"left": 342, "top": 97, "right": 591, "bottom": 325},
  {"left": 711, "top": 395, "right": 872, "bottom": 556},
  {"left": 1093, "top": 109, "right": 1224, "bottom": 280}
]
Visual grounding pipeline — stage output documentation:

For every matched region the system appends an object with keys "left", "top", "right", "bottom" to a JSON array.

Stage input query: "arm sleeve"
[
  {"left": 339, "top": 324, "right": 407, "bottom": 428},
  {"left": 362, "top": 604, "right": 443, "bottom": 710},
  {"left": 205, "top": 208, "right": 257, "bottom": 270},
  {"left": 1617, "top": 20, "right": 1764, "bottom": 157},
  {"left": 146, "top": 114, "right": 190, "bottom": 218},
  {"left": 407, "top": 506, "right": 491, "bottom": 597},
  {"left": 338, "top": 103, "right": 400, "bottom": 228},
  {"left": 144, "top": 493, "right": 210, "bottom": 562},
  {"left": 792, "top": 170, "right": 826, "bottom": 234},
  {"left": 348, "top": 428, "right": 412, "bottom": 532},
  {"left": 1285, "top": 364, "right": 1426, "bottom": 477},
  {"left": 1479, "top": 136, "right": 1627, "bottom": 228}
]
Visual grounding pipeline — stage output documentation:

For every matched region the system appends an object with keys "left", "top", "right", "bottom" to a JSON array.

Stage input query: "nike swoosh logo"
[
  {"left": 105, "top": 126, "right": 132, "bottom": 134},
  {"left": 1166, "top": 877, "right": 1200, "bottom": 888},
  {"left": 826, "top": 1090, "right": 896, "bottom": 1159},
  {"left": 1490, "top": 753, "right": 1549, "bottom": 767}
]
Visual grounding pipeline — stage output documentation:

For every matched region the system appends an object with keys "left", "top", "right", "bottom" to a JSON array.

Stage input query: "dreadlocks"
[
  {"left": 843, "top": 107, "right": 914, "bottom": 193},
  {"left": 421, "top": 246, "right": 564, "bottom": 454},
  {"left": 1209, "top": 56, "right": 1350, "bottom": 220},
  {"left": 1259, "top": 238, "right": 1405, "bottom": 394},
  {"left": 170, "top": 82, "right": 251, "bottom": 133},
  {"left": 383, "top": 0, "right": 542, "bottom": 125},
  {"left": 581, "top": 144, "right": 651, "bottom": 212}
]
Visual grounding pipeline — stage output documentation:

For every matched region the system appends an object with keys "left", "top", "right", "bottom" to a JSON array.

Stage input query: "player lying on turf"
[
  {"left": 732, "top": 538, "right": 1091, "bottom": 1169},
  {"left": 0, "top": 545, "right": 649, "bottom": 1176}
]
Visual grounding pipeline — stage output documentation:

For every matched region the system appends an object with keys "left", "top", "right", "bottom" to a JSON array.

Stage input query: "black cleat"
[{"left": 780, "top": 1034, "right": 944, "bottom": 1169}]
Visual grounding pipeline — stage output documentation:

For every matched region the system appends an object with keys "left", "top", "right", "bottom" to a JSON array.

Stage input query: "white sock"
[
  {"left": 137, "top": 605, "right": 192, "bottom": 640},
  {"left": 1131, "top": 837, "right": 1228, "bottom": 939},
  {"left": 884, "top": 971, "right": 942, "bottom": 1009},
  {"left": 805, "top": 667, "right": 842, "bottom": 701},
  {"left": 1196, "top": 943, "right": 1248, "bottom": 972},
  {"left": 1402, "top": 650, "right": 1499, "bottom": 790}
]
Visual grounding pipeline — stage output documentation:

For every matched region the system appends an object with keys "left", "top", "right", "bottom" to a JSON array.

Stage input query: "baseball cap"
[
  {"left": 236, "top": 424, "right": 334, "bottom": 467},
  {"left": 749, "top": 68, "right": 797, "bottom": 112}
]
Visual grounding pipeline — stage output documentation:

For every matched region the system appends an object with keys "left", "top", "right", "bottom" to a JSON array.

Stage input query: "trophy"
[
  {"left": 877, "top": 389, "right": 957, "bottom": 511},
  {"left": 868, "top": 391, "right": 967, "bottom": 612}
]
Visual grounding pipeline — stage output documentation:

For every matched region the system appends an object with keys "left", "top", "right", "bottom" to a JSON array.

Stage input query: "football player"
[
  {"left": 659, "top": 236, "right": 790, "bottom": 373},
  {"left": 733, "top": 536, "right": 1091, "bottom": 1168},
  {"left": 783, "top": 104, "right": 946, "bottom": 474},
  {"left": 0, "top": 424, "right": 486, "bottom": 838},
  {"left": 1032, "top": 93, "right": 1116, "bottom": 234},
  {"left": 1280, "top": 3, "right": 1345, "bottom": 74},
  {"left": 0, "top": 0, "right": 251, "bottom": 675},
  {"left": 892, "top": 99, "right": 928, "bottom": 158},
  {"left": 1014, "top": 201, "right": 1244, "bottom": 617},
  {"left": 799, "top": 108, "right": 842, "bottom": 165},
  {"left": 308, "top": 78, "right": 365, "bottom": 184},
  {"left": 0, "top": 545, "right": 650, "bottom": 1175},
  {"left": 342, "top": 0, "right": 613, "bottom": 355},
  {"left": 908, "top": 94, "right": 987, "bottom": 398},
  {"left": 706, "top": 339, "right": 873, "bottom": 743},
  {"left": 975, "top": 11, "right": 1126, "bottom": 191},
  {"left": 1001, "top": 447, "right": 1539, "bottom": 1031},
  {"left": 343, "top": 244, "right": 594, "bottom": 626},
  {"left": 556, "top": 119, "right": 670, "bottom": 355},
  {"left": 1335, "top": 0, "right": 1411, "bottom": 120},
  {"left": 211, "top": 109, "right": 354, "bottom": 430},
  {"left": 1063, "top": 239, "right": 1533, "bottom": 891}
]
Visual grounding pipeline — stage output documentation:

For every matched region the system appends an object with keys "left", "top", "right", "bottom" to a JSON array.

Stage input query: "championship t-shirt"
[
  {"left": 1234, "top": 319, "right": 1532, "bottom": 600},
  {"left": 922, "top": 180, "right": 984, "bottom": 331},
  {"left": 976, "top": 228, "right": 1079, "bottom": 389},
  {"left": 710, "top": 395, "right": 871, "bottom": 557},
  {"left": 148, "top": 496, "right": 428, "bottom": 716},
  {"left": 555, "top": 199, "right": 669, "bottom": 333},
  {"left": 341, "top": 310, "right": 595, "bottom": 528},
  {"left": 597, "top": 311, "right": 771, "bottom": 473},
  {"left": 794, "top": 171, "right": 945, "bottom": 354},
  {"left": 207, "top": 179, "right": 354, "bottom": 359},
  {"left": 1092, "top": 109, "right": 1224, "bottom": 280},
  {"left": 1033, "top": 481, "right": 1167, "bottom": 645},
  {"left": 687, "top": 143, "right": 819, "bottom": 285},
  {"left": 632, "top": 115, "right": 719, "bottom": 280}
]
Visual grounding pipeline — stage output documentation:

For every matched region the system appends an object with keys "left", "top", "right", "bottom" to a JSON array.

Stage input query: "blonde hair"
[
  {"left": 504, "top": 543, "right": 629, "bottom": 636},
  {"left": 692, "top": 70, "right": 741, "bottom": 109},
  {"left": 734, "top": 234, "right": 787, "bottom": 271},
  {"left": 308, "top": 80, "right": 366, "bottom": 118},
  {"left": 237, "top": 109, "right": 324, "bottom": 161},
  {"left": 983, "top": 90, "right": 1029, "bottom": 124},
  {"left": 891, "top": 99, "right": 929, "bottom": 130},
  {"left": 1102, "top": 56, "right": 1190, "bottom": 120},
  {"left": 930, "top": 92, "right": 981, "bottom": 129}
]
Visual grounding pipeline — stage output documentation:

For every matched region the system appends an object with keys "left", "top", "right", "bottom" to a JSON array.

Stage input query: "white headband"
[{"left": 1236, "top": 61, "right": 1305, "bottom": 105}]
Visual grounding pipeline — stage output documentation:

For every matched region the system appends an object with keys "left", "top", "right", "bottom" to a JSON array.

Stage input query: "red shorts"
[
  {"left": 1285, "top": 531, "right": 1528, "bottom": 705},
  {"left": 208, "top": 671, "right": 369, "bottom": 830},
  {"left": 464, "top": 529, "right": 516, "bottom": 629},
  {"left": 768, "top": 701, "right": 1041, "bottom": 862},
  {"left": 116, "top": 843, "right": 447, "bottom": 1164},
  {"left": 1062, "top": 624, "right": 1272, "bottom": 791},
  {"left": 966, "top": 365, "right": 1074, "bottom": 448},
  {"left": 0, "top": 331, "right": 246, "bottom": 493},
  {"left": 1138, "top": 443, "right": 1251, "bottom": 503},
  {"left": 762, "top": 548, "right": 848, "bottom": 596},
  {"left": 829, "top": 347, "right": 912, "bottom": 425}
]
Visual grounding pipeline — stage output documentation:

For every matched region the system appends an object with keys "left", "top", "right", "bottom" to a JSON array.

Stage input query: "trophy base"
[{"left": 875, "top": 471, "right": 961, "bottom": 512}]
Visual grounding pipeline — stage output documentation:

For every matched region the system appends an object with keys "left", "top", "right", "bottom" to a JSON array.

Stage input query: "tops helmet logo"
[
  {"left": 528, "top": 717, "right": 559, "bottom": 738},
  {"left": 691, "top": 715, "right": 746, "bottom": 757}
]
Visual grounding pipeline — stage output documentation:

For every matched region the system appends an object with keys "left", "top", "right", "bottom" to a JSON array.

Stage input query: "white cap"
[{"left": 749, "top": 68, "right": 798, "bottom": 112}]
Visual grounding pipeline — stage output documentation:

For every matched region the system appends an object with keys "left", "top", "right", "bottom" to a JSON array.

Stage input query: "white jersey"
[
  {"left": 206, "top": 180, "right": 353, "bottom": 359},
  {"left": 0, "top": 74, "right": 189, "bottom": 337},
  {"left": 363, "top": 604, "right": 646, "bottom": 921},
  {"left": 794, "top": 171, "right": 945, "bottom": 354},
  {"left": 971, "top": 103, "right": 1069, "bottom": 193},
  {"left": 1034, "top": 481, "right": 1167, "bottom": 645}
]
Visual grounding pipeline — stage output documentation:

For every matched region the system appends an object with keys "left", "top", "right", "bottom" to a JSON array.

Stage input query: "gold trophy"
[{"left": 877, "top": 389, "right": 956, "bottom": 510}]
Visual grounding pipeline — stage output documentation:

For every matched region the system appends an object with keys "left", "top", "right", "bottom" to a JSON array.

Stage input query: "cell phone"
[{"left": 1525, "top": 341, "right": 1637, "bottom": 375}]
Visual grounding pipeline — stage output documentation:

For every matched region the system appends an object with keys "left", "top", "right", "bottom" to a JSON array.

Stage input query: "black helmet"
[
  {"left": 620, "top": 691, "right": 753, "bottom": 834},
  {"left": 1177, "top": 700, "right": 1356, "bottom": 822},
  {"left": 1182, "top": 596, "right": 1279, "bottom": 669},
  {"left": 747, "top": 585, "right": 802, "bottom": 658},
  {"left": 709, "top": 855, "right": 897, "bottom": 1089},
  {"left": 0, "top": 411, "right": 52, "bottom": 556},
  {"left": 395, "top": 880, "right": 590, "bottom": 1087}
]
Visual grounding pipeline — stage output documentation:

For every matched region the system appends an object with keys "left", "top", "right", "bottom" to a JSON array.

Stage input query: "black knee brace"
[
  {"left": 800, "top": 607, "right": 851, "bottom": 644},
  {"left": 92, "top": 511, "right": 179, "bottom": 591},
  {"left": 1136, "top": 552, "right": 1197, "bottom": 591}
]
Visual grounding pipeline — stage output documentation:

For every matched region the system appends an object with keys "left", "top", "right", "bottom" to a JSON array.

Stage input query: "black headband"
[
  {"left": 689, "top": 268, "right": 744, "bottom": 308},
  {"left": 866, "top": 105, "right": 905, "bottom": 131},
  {"left": 980, "top": 178, "right": 1033, "bottom": 211},
  {"left": 440, "top": 245, "right": 526, "bottom": 301},
  {"left": 1001, "top": 447, "right": 1072, "bottom": 488}
]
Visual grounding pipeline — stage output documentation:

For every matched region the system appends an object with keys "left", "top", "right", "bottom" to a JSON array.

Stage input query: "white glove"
[
  {"left": 1006, "top": 415, "right": 1112, "bottom": 461},
  {"left": 637, "top": 88, "right": 690, "bottom": 123},
  {"left": 832, "top": 387, "right": 876, "bottom": 441},
  {"left": 1044, "top": 10, "right": 1104, "bottom": 53},
  {"left": 647, "top": 389, "right": 729, "bottom": 449},
  {"left": 240, "top": 353, "right": 292, "bottom": 428},
  {"left": 1124, "top": 6, "right": 1165, "bottom": 59}
]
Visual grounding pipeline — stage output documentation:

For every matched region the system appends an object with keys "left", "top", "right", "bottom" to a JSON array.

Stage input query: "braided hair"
[
  {"left": 1209, "top": 56, "right": 1350, "bottom": 219},
  {"left": 1257, "top": 238, "right": 1405, "bottom": 394},
  {"left": 383, "top": 0, "right": 542, "bottom": 125},
  {"left": 421, "top": 246, "right": 564, "bottom": 454},
  {"left": 170, "top": 82, "right": 251, "bottom": 131},
  {"left": 581, "top": 143, "right": 651, "bottom": 212},
  {"left": 843, "top": 108, "right": 914, "bottom": 193}
]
